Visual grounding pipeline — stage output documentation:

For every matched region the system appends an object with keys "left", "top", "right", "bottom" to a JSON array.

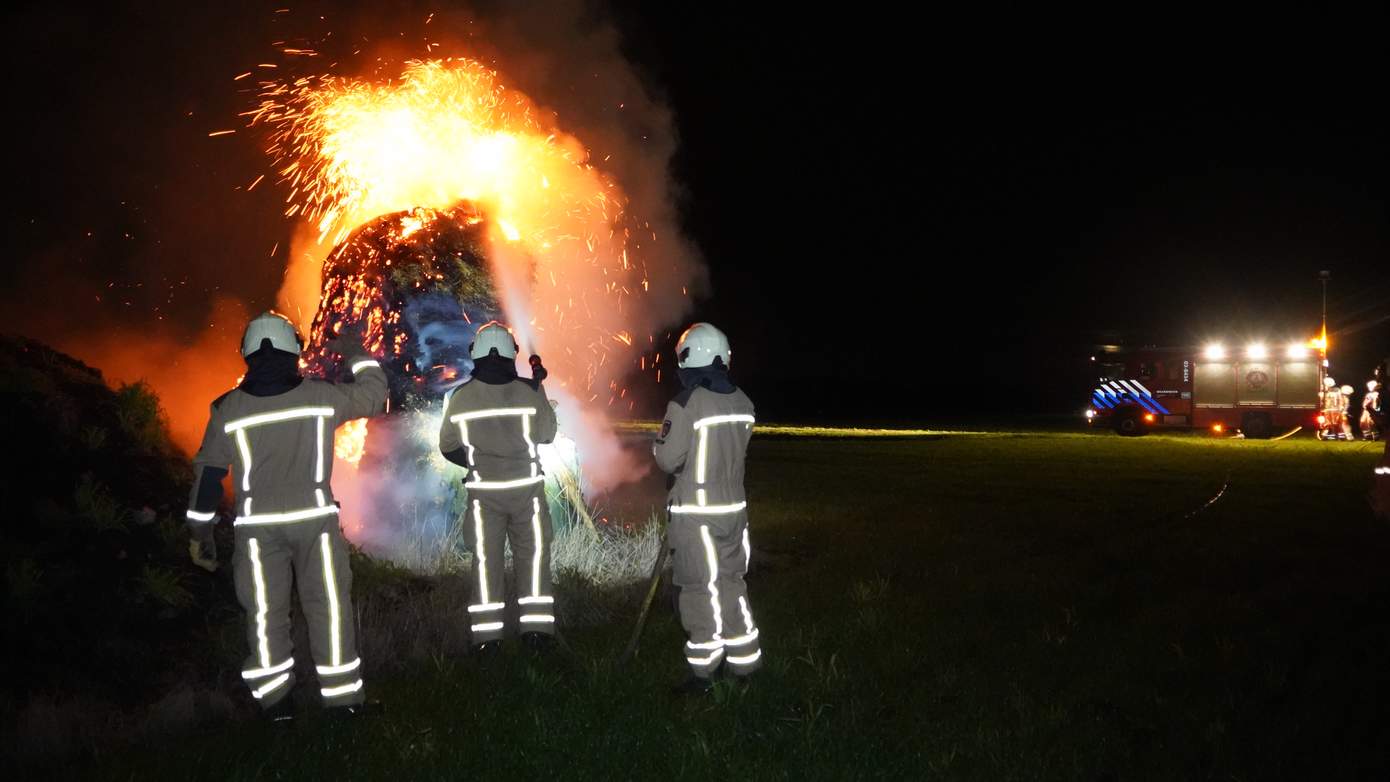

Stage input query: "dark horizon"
[{"left": 2, "top": 2, "right": 1386, "bottom": 424}]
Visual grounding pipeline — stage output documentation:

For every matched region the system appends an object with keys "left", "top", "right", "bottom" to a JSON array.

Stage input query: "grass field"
[{"left": 89, "top": 430, "right": 1389, "bottom": 780}]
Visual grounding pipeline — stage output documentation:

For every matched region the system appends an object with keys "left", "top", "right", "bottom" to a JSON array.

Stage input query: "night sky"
[{"left": 4, "top": 2, "right": 1387, "bottom": 423}]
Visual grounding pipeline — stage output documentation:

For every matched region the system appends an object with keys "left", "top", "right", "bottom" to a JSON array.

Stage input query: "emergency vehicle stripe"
[
  {"left": 247, "top": 538, "right": 271, "bottom": 668},
  {"left": 1118, "top": 380, "right": 1164, "bottom": 414},
  {"left": 235, "top": 429, "right": 252, "bottom": 492},
  {"left": 699, "top": 525, "right": 723, "bottom": 640},
  {"left": 530, "top": 497, "right": 544, "bottom": 597},
  {"left": 319, "top": 532, "right": 342, "bottom": 666},
  {"left": 224, "top": 406, "right": 335, "bottom": 432}
]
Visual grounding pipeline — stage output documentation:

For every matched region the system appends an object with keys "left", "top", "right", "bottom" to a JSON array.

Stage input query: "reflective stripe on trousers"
[
  {"left": 465, "top": 486, "right": 555, "bottom": 644},
  {"left": 669, "top": 507, "right": 762, "bottom": 677},
  {"left": 232, "top": 517, "right": 365, "bottom": 707}
]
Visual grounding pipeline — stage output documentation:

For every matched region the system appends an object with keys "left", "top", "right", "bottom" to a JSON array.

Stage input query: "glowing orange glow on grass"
[{"left": 1212, "top": 423, "right": 1224, "bottom": 433}]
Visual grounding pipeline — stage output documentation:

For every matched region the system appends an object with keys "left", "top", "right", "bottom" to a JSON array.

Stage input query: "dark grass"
[{"left": 80, "top": 432, "right": 1390, "bottom": 780}]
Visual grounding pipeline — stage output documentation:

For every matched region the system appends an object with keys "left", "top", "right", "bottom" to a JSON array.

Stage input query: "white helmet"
[
  {"left": 241, "top": 311, "right": 302, "bottom": 357},
  {"left": 1324, "top": 376, "right": 1337, "bottom": 388},
  {"left": 676, "top": 322, "right": 731, "bottom": 369},
  {"left": 1370, "top": 380, "right": 1380, "bottom": 392},
  {"left": 470, "top": 321, "right": 518, "bottom": 359},
  {"left": 1341, "top": 385, "right": 1354, "bottom": 395}
]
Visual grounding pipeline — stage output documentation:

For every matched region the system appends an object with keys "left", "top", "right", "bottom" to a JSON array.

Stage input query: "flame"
[
  {"left": 335, "top": 417, "right": 368, "bottom": 464},
  {"left": 250, "top": 58, "right": 657, "bottom": 404}
]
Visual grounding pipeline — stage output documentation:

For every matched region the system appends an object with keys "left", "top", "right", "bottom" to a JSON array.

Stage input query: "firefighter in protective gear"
[
  {"left": 1371, "top": 400, "right": 1389, "bottom": 521},
  {"left": 1339, "top": 384, "right": 1356, "bottom": 440},
  {"left": 186, "top": 312, "right": 387, "bottom": 718},
  {"left": 1321, "top": 377, "right": 1345, "bottom": 440},
  {"left": 438, "top": 321, "right": 559, "bottom": 652},
  {"left": 1364, "top": 380, "right": 1382, "bottom": 441},
  {"left": 653, "top": 323, "right": 762, "bottom": 692}
]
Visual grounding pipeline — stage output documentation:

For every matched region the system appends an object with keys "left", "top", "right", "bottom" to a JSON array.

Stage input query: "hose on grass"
[{"left": 617, "top": 525, "right": 670, "bottom": 666}]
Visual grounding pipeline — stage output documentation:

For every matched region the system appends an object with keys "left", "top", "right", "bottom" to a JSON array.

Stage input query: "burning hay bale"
[
  {"left": 304, "top": 203, "right": 502, "bottom": 403},
  {"left": 295, "top": 202, "right": 598, "bottom": 572}
]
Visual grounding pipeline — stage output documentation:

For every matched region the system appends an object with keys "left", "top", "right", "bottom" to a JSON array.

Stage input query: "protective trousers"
[
  {"left": 670, "top": 508, "right": 762, "bottom": 678},
  {"left": 464, "top": 485, "right": 555, "bottom": 644},
  {"left": 232, "top": 515, "right": 364, "bottom": 708}
]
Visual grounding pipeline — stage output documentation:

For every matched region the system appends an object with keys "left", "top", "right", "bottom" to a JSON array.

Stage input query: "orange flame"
[{"left": 335, "top": 417, "right": 368, "bottom": 464}]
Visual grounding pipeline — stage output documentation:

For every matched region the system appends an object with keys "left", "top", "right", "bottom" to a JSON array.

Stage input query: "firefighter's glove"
[
  {"left": 325, "top": 322, "right": 368, "bottom": 357},
  {"left": 188, "top": 519, "right": 218, "bottom": 572}
]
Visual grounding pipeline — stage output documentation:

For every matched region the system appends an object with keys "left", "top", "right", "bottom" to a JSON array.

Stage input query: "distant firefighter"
[
  {"left": 1371, "top": 395, "right": 1389, "bottom": 521},
  {"left": 1362, "top": 380, "right": 1382, "bottom": 441},
  {"left": 438, "top": 321, "right": 559, "bottom": 655},
  {"left": 186, "top": 312, "right": 387, "bottom": 722},
  {"left": 654, "top": 323, "right": 763, "bottom": 695},
  {"left": 1319, "top": 377, "right": 1349, "bottom": 441}
]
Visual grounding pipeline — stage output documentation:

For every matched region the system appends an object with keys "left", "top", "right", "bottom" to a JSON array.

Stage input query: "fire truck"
[{"left": 1085, "top": 339, "right": 1323, "bottom": 438}]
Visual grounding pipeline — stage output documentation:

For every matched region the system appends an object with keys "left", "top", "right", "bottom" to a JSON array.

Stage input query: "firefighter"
[
  {"left": 1370, "top": 390, "right": 1390, "bottom": 520},
  {"left": 653, "top": 323, "right": 762, "bottom": 694},
  {"left": 186, "top": 312, "right": 387, "bottom": 721},
  {"left": 1320, "top": 377, "right": 1345, "bottom": 440},
  {"left": 1360, "top": 380, "right": 1380, "bottom": 441},
  {"left": 438, "top": 321, "right": 559, "bottom": 654},
  {"left": 1339, "top": 384, "right": 1357, "bottom": 440}
]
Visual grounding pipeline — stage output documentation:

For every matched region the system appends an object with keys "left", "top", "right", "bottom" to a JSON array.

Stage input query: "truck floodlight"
[
  {"left": 1286, "top": 343, "right": 1309, "bottom": 359},
  {"left": 1245, "top": 342, "right": 1268, "bottom": 360},
  {"left": 1204, "top": 343, "right": 1226, "bottom": 360}
]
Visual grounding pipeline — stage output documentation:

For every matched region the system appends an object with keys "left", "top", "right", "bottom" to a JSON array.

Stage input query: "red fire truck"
[{"left": 1085, "top": 339, "right": 1323, "bottom": 438}]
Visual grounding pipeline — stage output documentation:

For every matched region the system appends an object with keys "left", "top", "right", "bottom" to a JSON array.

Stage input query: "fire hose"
[{"left": 618, "top": 517, "right": 669, "bottom": 666}]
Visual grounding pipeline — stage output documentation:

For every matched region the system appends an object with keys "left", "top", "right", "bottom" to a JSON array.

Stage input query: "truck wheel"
[
  {"left": 1241, "top": 412, "right": 1272, "bottom": 439},
  {"left": 1115, "top": 412, "right": 1148, "bottom": 437}
]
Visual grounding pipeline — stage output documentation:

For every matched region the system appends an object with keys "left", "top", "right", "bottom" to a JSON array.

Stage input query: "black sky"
[{"left": 4, "top": 3, "right": 1387, "bottom": 422}]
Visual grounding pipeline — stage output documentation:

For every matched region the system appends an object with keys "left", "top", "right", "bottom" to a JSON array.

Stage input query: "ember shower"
[{"left": 246, "top": 58, "right": 682, "bottom": 549}]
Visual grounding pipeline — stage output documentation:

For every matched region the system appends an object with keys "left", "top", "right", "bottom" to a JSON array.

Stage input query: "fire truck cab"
[{"left": 1086, "top": 340, "right": 1322, "bottom": 438}]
